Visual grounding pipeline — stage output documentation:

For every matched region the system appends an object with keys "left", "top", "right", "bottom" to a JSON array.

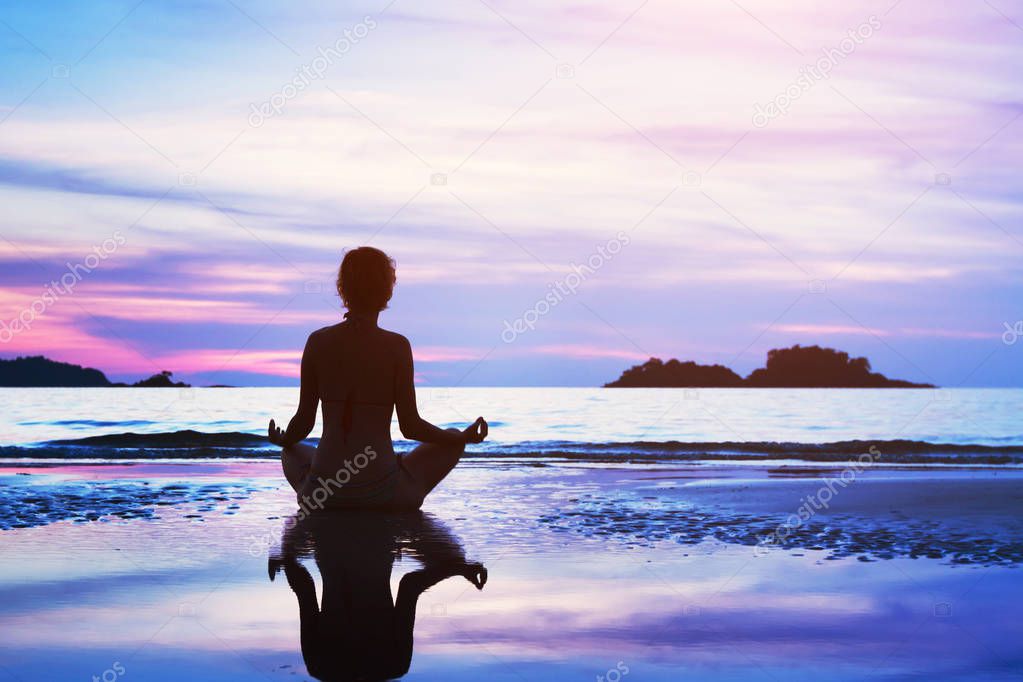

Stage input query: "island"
[
  {"left": 127, "top": 370, "right": 191, "bottom": 388},
  {"left": 606, "top": 358, "right": 744, "bottom": 388},
  {"left": 0, "top": 356, "right": 192, "bottom": 387},
  {"left": 605, "top": 345, "right": 934, "bottom": 388}
]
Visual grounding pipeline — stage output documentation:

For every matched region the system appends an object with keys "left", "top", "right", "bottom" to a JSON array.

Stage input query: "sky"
[{"left": 0, "top": 0, "right": 1021, "bottom": 386}]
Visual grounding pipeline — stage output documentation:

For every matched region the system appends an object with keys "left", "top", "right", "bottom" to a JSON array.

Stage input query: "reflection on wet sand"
[{"left": 269, "top": 510, "right": 487, "bottom": 680}]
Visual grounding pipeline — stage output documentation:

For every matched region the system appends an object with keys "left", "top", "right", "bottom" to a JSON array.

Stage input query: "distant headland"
[
  {"left": 0, "top": 356, "right": 192, "bottom": 387},
  {"left": 605, "top": 345, "right": 934, "bottom": 388}
]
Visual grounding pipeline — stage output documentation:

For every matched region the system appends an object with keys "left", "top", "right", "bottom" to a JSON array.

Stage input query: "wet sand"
[{"left": 0, "top": 460, "right": 1020, "bottom": 680}]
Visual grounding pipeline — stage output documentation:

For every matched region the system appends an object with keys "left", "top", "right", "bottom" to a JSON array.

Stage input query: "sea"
[{"left": 2, "top": 387, "right": 1021, "bottom": 465}]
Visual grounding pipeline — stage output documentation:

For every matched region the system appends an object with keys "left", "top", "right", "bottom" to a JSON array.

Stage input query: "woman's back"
[
  {"left": 314, "top": 317, "right": 400, "bottom": 406},
  {"left": 303, "top": 317, "right": 406, "bottom": 504}
]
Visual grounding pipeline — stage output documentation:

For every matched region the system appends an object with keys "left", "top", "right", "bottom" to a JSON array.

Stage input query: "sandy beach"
[{"left": 2, "top": 458, "right": 1020, "bottom": 681}]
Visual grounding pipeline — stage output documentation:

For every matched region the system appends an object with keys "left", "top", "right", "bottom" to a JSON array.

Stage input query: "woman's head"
[{"left": 336, "top": 247, "right": 396, "bottom": 312}]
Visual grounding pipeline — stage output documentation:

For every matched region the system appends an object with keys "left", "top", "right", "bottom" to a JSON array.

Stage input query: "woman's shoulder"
[
  {"left": 376, "top": 327, "right": 411, "bottom": 350},
  {"left": 307, "top": 324, "right": 409, "bottom": 352},
  {"left": 307, "top": 324, "right": 342, "bottom": 342}
]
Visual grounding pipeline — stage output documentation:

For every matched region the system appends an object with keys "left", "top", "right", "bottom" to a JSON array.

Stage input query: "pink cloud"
[
  {"left": 155, "top": 349, "right": 301, "bottom": 377},
  {"left": 775, "top": 323, "right": 999, "bottom": 340},
  {"left": 530, "top": 344, "right": 648, "bottom": 360},
  {"left": 414, "top": 346, "right": 485, "bottom": 362},
  {"left": 0, "top": 286, "right": 322, "bottom": 327},
  {"left": 897, "top": 327, "right": 1000, "bottom": 340},
  {"left": 774, "top": 323, "right": 887, "bottom": 337},
  {"left": 0, "top": 313, "right": 160, "bottom": 374}
]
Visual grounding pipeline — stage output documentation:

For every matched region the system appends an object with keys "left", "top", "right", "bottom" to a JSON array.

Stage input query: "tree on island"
[
  {"left": 745, "top": 345, "right": 927, "bottom": 387},
  {"left": 129, "top": 370, "right": 190, "bottom": 388},
  {"left": 0, "top": 355, "right": 110, "bottom": 387},
  {"left": 604, "top": 358, "right": 744, "bottom": 388},
  {"left": 604, "top": 345, "right": 933, "bottom": 388}
]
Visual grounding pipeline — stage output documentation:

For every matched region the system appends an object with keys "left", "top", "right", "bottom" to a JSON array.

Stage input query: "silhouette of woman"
[
  {"left": 268, "top": 247, "right": 488, "bottom": 510},
  {"left": 268, "top": 510, "right": 487, "bottom": 680}
]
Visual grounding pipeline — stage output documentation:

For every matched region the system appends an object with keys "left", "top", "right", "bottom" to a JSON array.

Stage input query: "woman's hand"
[
  {"left": 461, "top": 417, "right": 488, "bottom": 444},
  {"left": 460, "top": 562, "right": 488, "bottom": 590},
  {"left": 268, "top": 419, "right": 286, "bottom": 447}
]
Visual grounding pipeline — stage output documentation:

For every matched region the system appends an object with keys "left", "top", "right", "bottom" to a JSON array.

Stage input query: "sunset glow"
[{"left": 1, "top": 1, "right": 1020, "bottom": 385}]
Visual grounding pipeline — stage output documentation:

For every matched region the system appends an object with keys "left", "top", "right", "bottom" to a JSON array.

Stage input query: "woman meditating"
[{"left": 268, "top": 246, "right": 488, "bottom": 510}]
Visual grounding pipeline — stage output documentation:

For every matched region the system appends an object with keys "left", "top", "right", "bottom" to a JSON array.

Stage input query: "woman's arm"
[
  {"left": 392, "top": 562, "right": 486, "bottom": 676},
  {"left": 393, "top": 336, "right": 485, "bottom": 445},
  {"left": 269, "top": 334, "right": 320, "bottom": 448}
]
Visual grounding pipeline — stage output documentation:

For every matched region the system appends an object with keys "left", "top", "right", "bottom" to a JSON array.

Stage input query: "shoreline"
[
  {"left": 2, "top": 458, "right": 1021, "bottom": 679},
  {"left": 3, "top": 461, "right": 1022, "bottom": 566},
  {"left": 3, "top": 457, "right": 1023, "bottom": 470}
]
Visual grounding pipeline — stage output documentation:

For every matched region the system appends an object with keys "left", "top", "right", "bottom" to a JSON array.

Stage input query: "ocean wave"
[
  {"left": 46, "top": 429, "right": 269, "bottom": 448},
  {"left": 0, "top": 430, "right": 275, "bottom": 460},
  {"left": 18, "top": 419, "right": 157, "bottom": 427},
  {"left": 1, "top": 430, "right": 1022, "bottom": 465},
  {"left": 489, "top": 440, "right": 1023, "bottom": 465},
  {"left": 527, "top": 439, "right": 1023, "bottom": 455}
]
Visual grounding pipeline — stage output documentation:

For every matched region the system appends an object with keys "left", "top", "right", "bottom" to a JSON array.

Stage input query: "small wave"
[
  {"left": 19, "top": 419, "right": 156, "bottom": 427},
  {"left": 475, "top": 441, "right": 1023, "bottom": 465},
  {"left": 0, "top": 430, "right": 276, "bottom": 460},
  {"left": 46, "top": 430, "right": 269, "bottom": 448},
  {"left": 487, "top": 440, "right": 1023, "bottom": 465},
  {"left": 439, "top": 420, "right": 508, "bottom": 429},
  {"left": 504, "top": 439, "right": 1023, "bottom": 455},
  {"left": 1, "top": 431, "right": 1021, "bottom": 465}
]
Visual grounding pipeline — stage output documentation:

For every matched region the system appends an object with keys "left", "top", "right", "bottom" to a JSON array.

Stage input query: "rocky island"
[
  {"left": 605, "top": 345, "right": 934, "bottom": 388},
  {"left": 0, "top": 356, "right": 191, "bottom": 387}
]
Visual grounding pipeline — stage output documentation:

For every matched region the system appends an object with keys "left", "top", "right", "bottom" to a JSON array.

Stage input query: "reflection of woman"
[
  {"left": 268, "top": 247, "right": 488, "bottom": 510},
  {"left": 269, "top": 510, "right": 487, "bottom": 681}
]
